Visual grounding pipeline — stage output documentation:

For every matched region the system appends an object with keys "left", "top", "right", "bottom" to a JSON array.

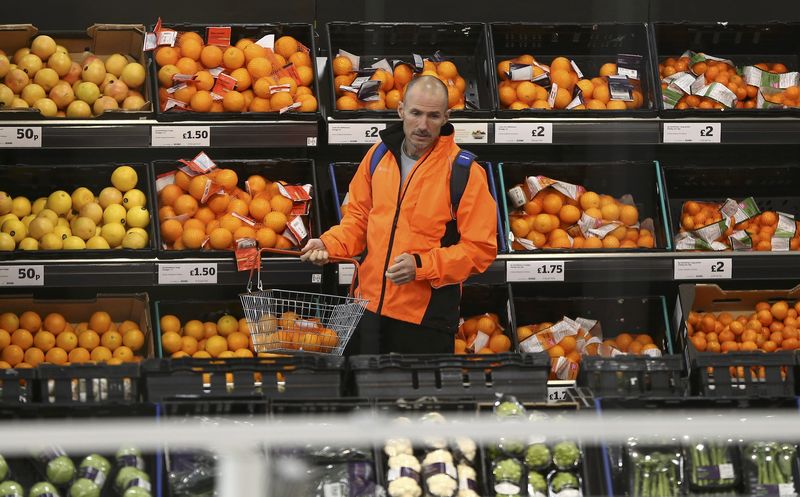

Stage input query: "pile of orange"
[
  {"left": 680, "top": 202, "right": 800, "bottom": 251},
  {"left": 509, "top": 186, "right": 655, "bottom": 250},
  {"left": 687, "top": 301, "right": 800, "bottom": 354},
  {"left": 333, "top": 55, "right": 467, "bottom": 111},
  {"left": 0, "top": 310, "right": 146, "bottom": 368},
  {"left": 660, "top": 56, "right": 799, "bottom": 109},
  {"left": 454, "top": 313, "right": 512, "bottom": 354},
  {"left": 160, "top": 313, "right": 257, "bottom": 358},
  {"left": 154, "top": 31, "right": 316, "bottom": 113},
  {"left": 158, "top": 168, "right": 306, "bottom": 251},
  {"left": 496, "top": 56, "right": 645, "bottom": 110},
  {"left": 256, "top": 311, "right": 339, "bottom": 353}
]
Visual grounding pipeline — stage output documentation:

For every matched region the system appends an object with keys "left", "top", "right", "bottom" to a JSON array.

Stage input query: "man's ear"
[
  {"left": 444, "top": 108, "right": 451, "bottom": 123},
  {"left": 397, "top": 101, "right": 404, "bottom": 120}
]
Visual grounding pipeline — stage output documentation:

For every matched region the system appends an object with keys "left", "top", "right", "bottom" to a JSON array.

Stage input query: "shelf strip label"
[{"left": 0, "top": 265, "right": 45, "bottom": 286}]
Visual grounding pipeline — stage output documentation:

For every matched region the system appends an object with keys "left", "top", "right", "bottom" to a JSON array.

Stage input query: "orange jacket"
[{"left": 321, "top": 123, "right": 498, "bottom": 332}]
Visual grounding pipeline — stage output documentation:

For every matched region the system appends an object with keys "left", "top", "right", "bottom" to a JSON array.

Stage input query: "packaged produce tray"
[
  {"left": 0, "top": 23, "right": 153, "bottom": 120},
  {"left": 653, "top": 22, "right": 800, "bottom": 117},
  {"left": 676, "top": 284, "right": 798, "bottom": 398},
  {"left": 327, "top": 161, "right": 507, "bottom": 252},
  {"left": 662, "top": 162, "right": 800, "bottom": 252},
  {"left": 141, "top": 355, "right": 346, "bottom": 401},
  {"left": 325, "top": 22, "right": 494, "bottom": 119},
  {"left": 456, "top": 284, "right": 516, "bottom": 356},
  {"left": 489, "top": 23, "right": 658, "bottom": 118},
  {"left": 498, "top": 161, "right": 672, "bottom": 253},
  {"left": 349, "top": 353, "right": 549, "bottom": 401},
  {"left": 0, "top": 162, "right": 158, "bottom": 259},
  {"left": 148, "top": 22, "right": 320, "bottom": 121},
  {"left": 151, "top": 158, "right": 320, "bottom": 259}
]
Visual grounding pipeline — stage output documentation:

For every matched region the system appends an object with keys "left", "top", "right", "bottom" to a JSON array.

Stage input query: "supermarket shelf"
[
  {"left": 660, "top": 118, "right": 800, "bottom": 145},
  {"left": 0, "top": 257, "right": 322, "bottom": 288},
  {"left": 0, "top": 119, "right": 319, "bottom": 149}
]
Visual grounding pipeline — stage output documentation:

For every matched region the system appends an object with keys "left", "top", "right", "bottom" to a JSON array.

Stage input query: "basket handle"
[{"left": 250, "top": 247, "right": 361, "bottom": 296}]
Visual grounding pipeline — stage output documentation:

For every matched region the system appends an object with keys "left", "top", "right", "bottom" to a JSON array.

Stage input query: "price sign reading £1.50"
[
  {"left": 158, "top": 263, "right": 218, "bottom": 285},
  {"left": 152, "top": 126, "right": 211, "bottom": 147}
]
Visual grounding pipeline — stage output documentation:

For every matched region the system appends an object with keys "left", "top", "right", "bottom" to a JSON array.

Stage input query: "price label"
[
  {"left": 494, "top": 123, "right": 553, "bottom": 144},
  {"left": 506, "top": 260, "right": 565, "bottom": 282},
  {"left": 452, "top": 122, "right": 488, "bottom": 144},
  {"left": 306, "top": 136, "right": 318, "bottom": 146},
  {"left": 0, "top": 127, "right": 42, "bottom": 147},
  {"left": 547, "top": 385, "right": 570, "bottom": 404},
  {"left": 152, "top": 126, "right": 211, "bottom": 147},
  {"left": 0, "top": 265, "right": 45, "bottom": 286},
  {"left": 338, "top": 263, "right": 355, "bottom": 285},
  {"left": 327, "top": 123, "right": 386, "bottom": 144},
  {"left": 663, "top": 122, "right": 721, "bottom": 143},
  {"left": 158, "top": 263, "right": 218, "bottom": 284},
  {"left": 673, "top": 258, "right": 732, "bottom": 280}
]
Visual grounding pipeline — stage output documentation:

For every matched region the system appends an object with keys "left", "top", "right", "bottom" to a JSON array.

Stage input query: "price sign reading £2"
[
  {"left": 152, "top": 126, "right": 211, "bottom": 147},
  {"left": 673, "top": 258, "right": 732, "bottom": 280},
  {"left": 327, "top": 123, "right": 386, "bottom": 144},
  {"left": 158, "top": 263, "right": 218, "bottom": 285}
]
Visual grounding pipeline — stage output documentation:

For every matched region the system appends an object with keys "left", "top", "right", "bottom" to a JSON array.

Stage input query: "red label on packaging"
[
  {"left": 279, "top": 184, "right": 312, "bottom": 202},
  {"left": 286, "top": 215, "right": 309, "bottom": 243},
  {"left": 275, "top": 63, "right": 302, "bottom": 86},
  {"left": 290, "top": 201, "right": 310, "bottom": 217},
  {"left": 232, "top": 212, "right": 257, "bottom": 227},
  {"left": 200, "top": 180, "right": 224, "bottom": 204},
  {"left": 212, "top": 73, "right": 237, "bottom": 97},
  {"left": 206, "top": 26, "right": 232, "bottom": 47},
  {"left": 156, "top": 171, "right": 176, "bottom": 192},
  {"left": 235, "top": 238, "right": 260, "bottom": 271}
]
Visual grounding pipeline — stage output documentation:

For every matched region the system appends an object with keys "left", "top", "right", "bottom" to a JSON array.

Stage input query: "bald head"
[{"left": 403, "top": 75, "right": 449, "bottom": 112}]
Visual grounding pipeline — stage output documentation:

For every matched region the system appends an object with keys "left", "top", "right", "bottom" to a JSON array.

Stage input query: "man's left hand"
[{"left": 386, "top": 253, "right": 416, "bottom": 285}]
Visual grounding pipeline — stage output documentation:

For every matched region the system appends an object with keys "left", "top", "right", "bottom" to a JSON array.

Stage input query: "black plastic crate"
[
  {"left": 153, "top": 299, "right": 245, "bottom": 358},
  {"left": 661, "top": 162, "right": 800, "bottom": 249},
  {"left": 676, "top": 284, "right": 798, "bottom": 398},
  {"left": 349, "top": 353, "right": 549, "bottom": 401},
  {"left": 327, "top": 161, "right": 508, "bottom": 252},
  {"left": 38, "top": 363, "right": 141, "bottom": 404},
  {"left": 0, "top": 367, "right": 36, "bottom": 404},
  {"left": 489, "top": 23, "right": 658, "bottom": 118},
  {"left": 271, "top": 397, "right": 371, "bottom": 417},
  {"left": 148, "top": 22, "right": 320, "bottom": 121},
  {"left": 325, "top": 22, "right": 494, "bottom": 119},
  {"left": 653, "top": 22, "right": 800, "bottom": 117},
  {"left": 142, "top": 355, "right": 346, "bottom": 401},
  {"left": 0, "top": 24, "right": 154, "bottom": 120},
  {"left": 578, "top": 354, "right": 686, "bottom": 399},
  {"left": 498, "top": 161, "right": 672, "bottom": 253},
  {"left": 0, "top": 162, "right": 158, "bottom": 259},
  {"left": 152, "top": 158, "right": 320, "bottom": 259}
]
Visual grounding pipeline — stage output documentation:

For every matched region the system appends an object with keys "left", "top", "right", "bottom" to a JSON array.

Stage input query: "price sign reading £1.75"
[
  {"left": 152, "top": 126, "right": 211, "bottom": 147},
  {"left": 158, "top": 263, "right": 218, "bottom": 285},
  {"left": 506, "top": 260, "right": 565, "bottom": 282}
]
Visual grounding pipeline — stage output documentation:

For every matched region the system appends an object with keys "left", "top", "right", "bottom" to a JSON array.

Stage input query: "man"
[{"left": 302, "top": 75, "right": 497, "bottom": 354}]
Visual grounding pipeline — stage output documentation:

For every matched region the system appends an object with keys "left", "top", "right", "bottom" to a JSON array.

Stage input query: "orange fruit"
[
  {"left": 0, "top": 313, "right": 19, "bottom": 333},
  {"left": 269, "top": 91, "right": 294, "bottom": 111},
  {"left": 547, "top": 345, "right": 565, "bottom": 358},
  {"left": 199, "top": 45, "right": 223, "bottom": 68},
  {"left": 181, "top": 228, "right": 207, "bottom": 249},
  {"left": 208, "top": 228, "right": 233, "bottom": 250},
  {"left": 174, "top": 194, "right": 199, "bottom": 216},
  {"left": 77, "top": 330, "right": 100, "bottom": 350},
  {"left": 160, "top": 316, "right": 182, "bottom": 335},
  {"left": 227, "top": 331, "right": 249, "bottom": 351},
  {"left": 160, "top": 184, "right": 183, "bottom": 206},
  {"left": 476, "top": 316, "right": 496, "bottom": 334},
  {"left": 264, "top": 211, "right": 288, "bottom": 233},
  {"left": 222, "top": 90, "right": 246, "bottom": 112},
  {"left": 183, "top": 320, "right": 204, "bottom": 340},
  {"left": 160, "top": 219, "right": 184, "bottom": 244},
  {"left": 222, "top": 47, "right": 245, "bottom": 69},
  {"left": 204, "top": 335, "right": 228, "bottom": 357},
  {"left": 113, "top": 345, "right": 134, "bottom": 362},
  {"left": 42, "top": 313, "right": 66, "bottom": 334},
  {"left": 162, "top": 331, "right": 182, "bottom": 354},
  {"left": 214, "top": 169, "right": 238, "bottom": 191},
  {"left": 11, "top": 329, "right": 33, "bottom": 350},
  {"left": 90, "top": 346, "right": 112, "bottom": 362},
  {"left": 0, "top": 329, "right": 9, "bottom": 350},
  {"left": 23, "top": 347, "right": 44, "bottom": 366},
  {"left": 56, "top": 331, "right": 78, "bottom": 352},
  {"left": 180, "top": 335, "right": 199, "bottom": 355},
  {"left": 207, "top": 194, "right": 231, "bottom": 214},
  {"left": 89, "top": 311, "right": 111, "bottom": 334},
  {"left": 252, "top": 227, "right": 276, "bottom": 248},
  {"left": 19, "top": 311, "right": 42, "bottom": 333},
  {"left": 100, "top": 330, "right": 122, "bottom": 350},
  {"left": 332, "top": 55, "right": 353, "bottom": 76},
  {"left": 67, "top": 347, "right": 90, "bottom": 363},
  {"left": 190, "top": 90, "right": 213, "bottom": 112},
  {"left": 454, "top": 338, "right": 466, "bottom": 354},
  {"left": 121, "top": 329, "right": 144, "bottom": 352},
  {"left": 155, "top": 46, "right": 181, "bottom": 67},
  {"left": 33, "top": 330, "right": 56, "bottom": 352},
  {"left": 44, "top": 347, "right": 68, "bottom": 365},
  {"left": 559, "top": 205, "right": 581, "bottom": 225},
  {"left": 489, "top": 334, "right": 511, "bottom": 353},
  {"left": 1, "top": 344, "right": 24, "bottom": 366}
]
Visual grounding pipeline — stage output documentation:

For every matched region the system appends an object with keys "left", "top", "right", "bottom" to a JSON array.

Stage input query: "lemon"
[
  {"left": 86, "top": 236, "right": 110, "bottom": 249},
  {"left": 126, "top": 227, "right": 149, "bottom": 244},
  {"left": 32, "top": 197, "right": 47, "bottom": 215},
  {"left": 79, "top": 203, "right": 103, "bottom": 225},
  {"left": 40, "top": 232, "right": 64, "bottom": 250},
  {"left": 28, "top": 217, "right": 54, "bottom": 239},
  {"left": 0, "top": 232, "right": 15, "bottom": 250},
  {"left": 18, "top": 237, "right": 38, "bottom": 250},
  {"left": 46, "top": 190, "right": 71, "bottom": 215},
  {"left": 102, "top": 204, "right": 127, "bottom": 226},
  {"left": 98, "top": 187, "right": 122, "bottom": 209},
  {"left": 101, "top": 222, "right": 125, "bottom": 247},
  {"left": 126, "top": 207, "right": 150, "bottom": 228},
  {"left": 21, "top": 215, "right": 35, "bottom": 228},
  {"left": 122, "top": 189, "right": 146, "bottom": 210},
  {"left": 111, "top": 166, "right": 138, "bottom": 192},
  {"left": 62, "top": 236, "right": 86, "bottom": 250},
  {"left": 71, "top": 187, "right": 95, "bottom": 211},
  {"left": 71, "top": 217, "right": 96, "bottom": 241},
  {"left": 2, "top": 219, "right": 26, "bottom": 243},
  {"left": 0, "top": 192, "right": 12, "bottom": 215},
  {"left": 121, "top": 231, "right": 147, "bottom": 249},
  {"left": 0, "top": 214, "right": 17, "bottom": 228},
  {"left": 11, "top": 196, "right": 31, "bottom": 218},
  {"left": 56, "top": 218, "right": 69, "bottom": 228},
  {"left": 52, "top": 225, "right": 71, "bottom": 241},
  {"left": 36, "top": 208, "right": 58, "bottom": 225}
]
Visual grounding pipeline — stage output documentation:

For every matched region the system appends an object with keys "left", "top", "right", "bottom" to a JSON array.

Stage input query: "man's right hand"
[{"left": 300, "top": 238, "right": 330, "bottom": 266}]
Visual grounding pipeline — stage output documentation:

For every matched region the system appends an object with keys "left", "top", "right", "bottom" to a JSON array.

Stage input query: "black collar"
[{"left": 379, "top": 122, "right": 455, "bottom": 162}]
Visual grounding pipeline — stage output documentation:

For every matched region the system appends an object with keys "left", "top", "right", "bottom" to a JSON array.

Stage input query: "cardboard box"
[{"left": 0, "top": 24, "right": 152, "bottom": 119}]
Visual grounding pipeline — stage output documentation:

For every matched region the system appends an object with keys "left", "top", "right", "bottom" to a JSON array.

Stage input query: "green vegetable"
[
  {"left": 46, "top": 455, "right": 75, "bottom": 485},
  {"left": 29, "top": 481, "right": 59, "bottom": 497},
  {"left": 552, "top": 441, "right": 581, "bottom": 469},
  {"left": 524, "top": 444, "right": 551, "bottom": 470},
  {"left": 496, "top": 401, "right": 525, "bottom": 418},
  {"left": 630, "top": 450, "right": 682, "bottom": 497},
  {"left": 0, "top": 481, "right": 23, "bottom": 497},
  {"left": 549, "top": 472, "right": 579, "bottom": 493},
  {"left": 0, "top": 454, "right": 7, "bottom": 481},
  {"left": 493, "top": 458, "right": 522, "bottom": 483},
  {"left": 745, "top": 442, "right": 797, "bottom": 487},
  {"left": 688, "top": 440, "right": 736, "bottom": 489},
  {"left": 527, "top": 471, "right": 547, "bottom": 494}
]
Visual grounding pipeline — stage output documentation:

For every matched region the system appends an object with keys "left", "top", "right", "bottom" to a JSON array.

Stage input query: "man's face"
[{"left": 398, "top": 85, "right": 449, "bottom": 151}]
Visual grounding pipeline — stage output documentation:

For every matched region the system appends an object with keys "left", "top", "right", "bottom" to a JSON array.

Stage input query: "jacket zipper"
[{"left": 374, "top": 149, "right": 432, "bottom": 317}]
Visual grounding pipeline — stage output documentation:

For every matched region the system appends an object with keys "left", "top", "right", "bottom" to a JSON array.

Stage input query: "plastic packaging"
[
  {"left": 628, "top": 445, "right": 683, "bottom": 497},
  {"left": 685, "top": 439, "right": 738, "bottom": 491},
  {"left": 743, "top": 442, "right": 798, "bottom": 496}
]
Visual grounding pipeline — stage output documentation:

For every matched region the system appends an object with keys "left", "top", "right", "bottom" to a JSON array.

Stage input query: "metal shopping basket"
[{"left": 239, "top": 248, "right": 367, "bottom": 356}]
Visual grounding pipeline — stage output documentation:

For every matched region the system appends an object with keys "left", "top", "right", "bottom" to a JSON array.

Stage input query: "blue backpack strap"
[
  {"left": 369, "top": 142, "right": 389, "bottom": 176},
  {"left": 450, "top": 149, "right": 475, "bottom": 214}
]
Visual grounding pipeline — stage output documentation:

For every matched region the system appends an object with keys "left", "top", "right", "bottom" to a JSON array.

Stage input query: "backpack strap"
[
  {"left": 450, "top": 149, "right": 475, "bottom": 216},
  {"left": 369, "top": 142, "right": 389, "bottom": 176}
]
